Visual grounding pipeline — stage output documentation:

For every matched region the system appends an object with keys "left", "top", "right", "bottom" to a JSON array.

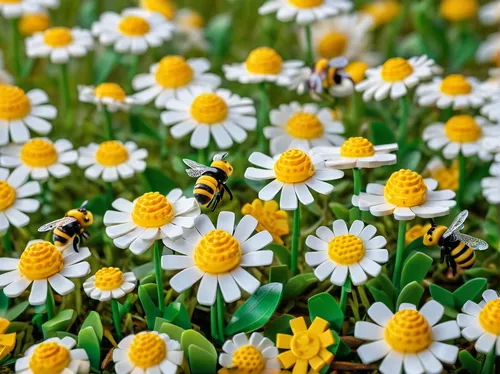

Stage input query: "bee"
[
  {"left": 423, "top": 210, "right": 488, "bottom": 275},
  {"left": 38, "top": 201, "right": 93, "bottom": 252},
  {"left": 183, "top": 152, "right": 234, "bottom": 211},
  {"left": 304, "top": 56, "right": 354, "bottom": 98}
]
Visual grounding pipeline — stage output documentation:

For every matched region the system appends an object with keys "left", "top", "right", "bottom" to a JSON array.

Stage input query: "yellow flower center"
[
  {"left": 344, "top": 61, "right": 369, "bottom": 84},
  {"left": 0, "top": 0, "right": 22, "bottom": 3},
  {"left": 132, "top": 192, "right": 175, "bottom": 228},
  {"left": 119, "top": 15, "right": 151, "bottom": 36},
  {"left": 94, "top": 83, "right": 126, "bottom": 102},
  {"left": 95, "top": 141, "right": 129, "bottom": 167},
  {"left": 19, "top": 241, "right": 63, "bottom": 281},
  {"left": 444, "top": 115, "right": 482, "bottom": 143},
  {"left": 291, "top": 331, "right": 321, "bottom": 360},
  {"left": 274, "top": 149, "right": 315, "bottom": 184},
  {"left": 141, "top": 0, "right": 175, "bottom": 20},
  {"left": 0, "top": 181, "right": 16, "bottom": 212},
  {"left": 29, "top": 342, "right": 71, "bottom": 374},
  {"left": 384, "top": 169, "right": 428, "bottom": 208},
  {"left": 128, "top": 333, "right": 166, "bottom": 369},
  {"left": 180, "top": 11, "right": 204, "bottom": 28},
  {"left": 440, "top": 0, "right": 478, "bottom": 22},
  {"left": 381, "top": 58, "right": 413, "bottom": 82},
  {"left": 43, "top": 27, "right": 73, "bottom": 47},
  {"left": 19, "top": 13, "right": 50, "bottom": 36},
  {"left": 0, "top": 84, "right": 31, "bottom": 120},
  {"left": 20, "top": 139, "right": 58, "bottom": 168},
  {"left": 317, "top": 32, "right": 348, "bottom": 59},
  {"left": 440, "top": 74, "right": 472, "bottom": 96},
  {"left": 328, "top": 234, "right": 365, "bottom": 265},
  {"left": 384, "top": 310, "right": 432, "bottom": 353},
  {"left": 94, "top": 267, "right": 124, "bottom": 291},
  {"left": 245, "top": 47, "right": 283, "bottom": 75},
  {"left": 190, "top": 93, "right": 228, "bottom": 124},
  {"left": 232, "top": 345, "right": 265, "bottom": 373},
  {"left": 340, "top": 137, "right": 375, "bottom": 158},
  {"left": 285, "top": 112, "right": 324, "bottom": 140},
  {"left": 194, "top": 230, "right": 241, "bottom": 274},
  {"left": 430, "top": 161, "right": 458, "bottom": 191},
  {"left": 155, "top": 56, "right": 194, "bottom": 88},
  {"left": 479, "top": 299, "right": 500, "bottom": 336},
  {"left": 362, "top": 1, "right": 401, "bottom": 26},
  {"left": 288, "top": 0, "right": 323, "bottom": 8}
]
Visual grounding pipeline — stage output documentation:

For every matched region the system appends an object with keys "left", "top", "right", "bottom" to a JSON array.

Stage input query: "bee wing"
[
  {"left": 328, "top": 56, "right": 349, "bottom": 69},
  {"left": 443, "top": 210, "right": 469, "bottom": 239},
  {"left": 183, "top": 159, "right": 210, "bottom": 177},
  {"left": 456, "top": 233, "right": 489, "bottom": 251},
  {"left": 38, "top": 217, "right": 77, "bottom": 232}
]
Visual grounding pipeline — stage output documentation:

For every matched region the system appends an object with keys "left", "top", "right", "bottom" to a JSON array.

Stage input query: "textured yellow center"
[
  {"left": 132, "top": 192, "right": 174, "bottom": 228},
  {"left": 0, "top": 182, "right": 16, "bottom": 212},
  {"left": 291, "top": 331, "right": 321, "bottom": 360},
  {"left": 232, "top": 345, "right": 265, "bottom": 373},
  {"left": 155, "top": 56, "right": 194, "bottom": 88},
  {"left": 328, "top": 234, "right": 365, "bottom": 265},
  {"left": 194, "top": 230, "right": 241, "bottom": 274},
  {"left": 444, "top": 115, "right": 482, "bottom": 143},
  {"left": 20, "top": 139, "right": 58, "bottom": 168},
  {"left": 141, "top": 0, "right": 175, "bottom": 20},
  {"left": 381, "top": 58, "right": 413, "bottom": 82},
  {"left": 479, "top": 299, "right": 500, "bottom": 335},
  {"left": 384, "top": 170, "right": 427, "bottom": 207},
  {"left": 19, "top": 13, "right": 50, "bottom": 36},
  {"left": 43, "top": 27, "right": 72, "bottom": 47},
  {"left": 285, "top": 112, "right": 324, "bottom": 139},
  {"left": 288, "top": 0, "right": 323, "bottom": 8},
  {"left": 340, "top": 137, "right": 375, "bottom": 158},
  {"left": 317, "top": 32, "right": 347, "bottom": 59},
  {"left": 274, "top": 149, "right": 315, "bottom": 184},
  {"left": 245, "top": 47, "right": 283, "bottom": 75},
  {"left": 94, "top": 267, "right": 124, "bottom": 291},
  {"left": 362, "top": 1, "right": 401, "bottom": 26},
  {"left": 180, "top": 12, "right": 204, "bottom": 28},
  {"left": 190, "top": 93, "right": 228, "bottom": 124},
  {"left": 29, "top": 343, "right": 70, "bottom": 374},
  {"left": 440, "top": 75, "right": 472, "bottom": 95},
  {"left": 95, "top": 141, "right": 129, "bottom": 167},
  {"left": 440, "top": 0, "right": 478, "bottom": 22},
  {"left": 430, "top": 161, "right": 458, "bottom": 191},
  {"left": 0, "top": 84, "right": 31, "bottom": 120},
  {"left": 94, "top": 83, "right": 126, "bottom": 102},
  {"left": 19, "top": 241, "right": 63, "bottom": 281},
  {"left": 119, "top": 15, "right": 150, "bottom": 36},
  {"left": 345, "top": 61, "right": 369, "bottom": 84},
  {"left": 128, "top": 333, "right": 166, "bottom": 368},
  {"left": 384, "top": 310, "right": 432, "bottom": 353}
]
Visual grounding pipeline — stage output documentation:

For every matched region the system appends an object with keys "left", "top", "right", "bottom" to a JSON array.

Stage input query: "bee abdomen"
[
  {"left": 193, "top": 176, "right": 217, "bottom": 206},
  {"left": 451, "top": 242, "right": 475, "bottom": 269}
]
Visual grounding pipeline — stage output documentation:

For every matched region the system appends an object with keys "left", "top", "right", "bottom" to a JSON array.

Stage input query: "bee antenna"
[
  {"left": 430, "top": 218, "right": 436, "bottom": 227},
  {"left": 80, "top": 200, "right": 88, "bottom": 208}
]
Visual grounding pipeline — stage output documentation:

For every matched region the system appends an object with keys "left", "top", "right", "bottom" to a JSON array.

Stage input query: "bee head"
[
  {"left": 423, "top": 220, "right": 446, "bottom": 246},
  {"left": 211, "top": 152, "right": 233, "bottom": 176},
  {"left": 67, "top": 205, "right": 94, "bottom": 227}
]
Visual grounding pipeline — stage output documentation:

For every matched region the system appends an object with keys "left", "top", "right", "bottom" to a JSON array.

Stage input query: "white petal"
[
  {"left": 197, "top": 273, "right": 218, "bottom": 306},
  {"left": 218, "top": 273, "right": 241, "bottom": 304},
  {"left": 429, "top": 342, "right": 459, "bottom": 365},
  {"left": 230, "top": 267, "right": 260, "bottom": 295},
  {"left": 354, "top": 321, "right": 384, "bottom": 341},
  {"left": 379, "top": 350, "right": 403, "bottom": 374},
  {"left": 475, "top": 332, "right": 496, "bottom": 353},
  {"left": 368, "top": 302, "right": 394, "bottom": 327},
  {"left": 170, "top": 266, "right": 204, "bottom": 293},
  {"left": 432, "top": 321, "right": 460, "bottom": 341},
  {"left": 420, "top": 300, "right": 444, "bottom": 327},
  {"left": 332, "top": 219, "right": 348, "bottom": 237},
  {"left": 216, "top": 211, "right": 235, "bottom": 234},
  {"left": 48, "top": 274, "right": 75, "bottom": 295},
  {"left": 357, "top": 340, "right": 391, "bottom": 364},
  {"left": 29, "top": 279, "right": 48, "bottom": 306}
]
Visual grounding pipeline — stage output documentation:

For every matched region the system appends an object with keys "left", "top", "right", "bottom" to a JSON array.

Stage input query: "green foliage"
[
  {"left": 138, "top": 283, "right": 161, "bottom": 330},
  {"left": 143, "top": 167, "right": 178, "bottom": 194},
  {"left": 164, "top": 302, "right": 191, "bottom": 330},
  {"left": 458, "top": 350, "right": 482, "bottom": 374},
  {"left": 453, "top": 278, "right": 488, "bottom": 310},
  {"left": 80, "top": 312, "right": 103, "bottom": 343},
  {"left": 181, "top": 330, "right": 217, "bottom": 374},
  {"left": 308, "top": 293, "right": 344, "bottom": 332},
  {"left": 266, "top": 244, "right": 291, "bottom": 267},
  {"left": 78, "top": 327, "right": 100, "bottom": 370},
  {"left": 400, "top": 252, "right": 433, "bottom": 289},
  {"left": 370, "top": 122, "right": 396, "bottom": 145},
  {"left": 366, "top": 274, "right": 395, "bottom": 311},
  {"left": 263, "top": 314, "right": 294, "bottom": 344},
  {"left": 41, "top": 309, "right": 77, "bottom": 339},
  {"left": 396, "top": 281, "right": 424, "bottom": 309},
  {"left": 282, "top": 273, "right": 317, "bottom": 300},
  {"left": 269, "top": 265, "right": 289, "bottom": 285}
]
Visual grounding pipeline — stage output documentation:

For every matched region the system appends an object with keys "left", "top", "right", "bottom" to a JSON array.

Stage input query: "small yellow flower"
[
  {"left": 141, "top": 0, "right": 176, "bottom": 20},
  {"left": 242, "top": 199, "right": 289, "bottom": 246},
  {"left": 19, "top": 12, "right": 50, "bottom": 36},
  {"left": 362, "top": 0, "right": 401, "bottom": 27},
  {"left": 440, "top": 0, "right": 478, "bottom": 22},
  {"left": 405, "top": 223, "right": 432, "bottom": 246},
  {"left": 344, "top": 61, "right": 368, "bottom": 85},
  {"left": 0, "top": 318, "right": 16, "bottom": 361},
  {"left": 429, "top": 161, "right": 459, "bottom": 192}
]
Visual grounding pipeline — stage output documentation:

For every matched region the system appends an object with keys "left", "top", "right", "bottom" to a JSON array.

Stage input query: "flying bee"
[
  {"left": 304, "top": 56, "right": 354, "bottom": 98},
  {"left": 38, "top": 201, "right": 93, "bottom": 252},
  {"left": 423, "top": 210, "right": 488, "bottom": 275},
  {"left": 183, "top": 152, "right": 234, "bottom": 211}
]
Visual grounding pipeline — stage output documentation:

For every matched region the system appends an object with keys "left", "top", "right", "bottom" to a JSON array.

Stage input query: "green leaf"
[
  {"left": 398, "top": 149, "right": 422, "bottom": 172},
  {"left": 41, "top": 309, "right": 77, "bottom": 339},
  {"left": 330, "top": 329, "right": 351, "bottom": 358},
  {"left": 77, "top": 0, "right": 98, "bottom": 28},
  {"left": 464, "top": 267, "right": 497, "bottom": 278},
  {"left": 181, "top": 329, "right": 217, "bottom": 362},
  {"left": 266, "top": 244, "right": 290, "bottom": 267},
  {"left": 308, "top": 293, "right": 344, "bottom": 332},
  {"left": 366, "top": 281, "right": 394, "bottom": 312},
  {"left": 4, "top": 301, "right": 29, "bottom": 322},
  {"left": 130, "top": 114, "right": 161, "bottom": 140},
  {"left": 458, "top": 350, "right": 481, "bottom": 374},
  {"left": 78, "top": 326, "right": 100, "bottom": 370},
  {"left": 397, "top": 281, "right": 424, "bottom": 309},
  {"left": 143, "top": 167, "right": 178, "bottom": 195},
  {"left": 225, "top": 283, "right": 283, "bottom": 336},
  {"left": 204, "top": 13, "right": 232, "bottom": 57},
  {"left": 400, "top": 252, "right": 433, "bottom": 289},
  {"left": 263, "top": 314, "right": 294, "bottom": 344},
  {"left": 429, "top": 284, "right": 455, "bottom": 310},
  {"left": 80, "top": 312, "right": 103, "bottom": 343},
  {"left": 0, "top": 290, "right": 8, "bottom": 317},
  {"left": 93, "top": 49, "right": 120, "bottom": 84},
  {"left": 370, "top": 122, "right": 396, "bottom": 145},
  {"left": 85, "top": 195, "right": 109, "bottom": 217},
  {"left": 138, "top": 283, "right": 161, "bottom": 330},
  {"left": 269, "top": 265, "right": 289, "bottom": 285},
  {"left": 157, "top": 321, "right": 185, "bottom": 342},
  {"left": 163, "top": 302, "right": 191, "bottom": 330},
  {"left": 188, "top": 345, "right": 217, "bottom": 374},
  {"left": 453, "top": 278, "right": 487, "bottom": 310},
  {"left": 282, "top": 273, "right": 317, "bottom": 300},
  {"left": 330, "top": 203, "right": 349, "bottom": 221}
]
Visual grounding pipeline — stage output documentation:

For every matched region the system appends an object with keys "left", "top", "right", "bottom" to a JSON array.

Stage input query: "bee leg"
[
  {"left": 211, "top": 194, "right": 221, "bottom": 212},
  {"left": 222, "top": 184, "right": 233, "bottom": 200},
  {"left": 440, "top": 247, "right": 445, "bottom": 263},
  {"left": 72, "top": 236, "right": 80, "bottom": 253},
  {"left": 82, "top": 231, "right": 90, "bottom": 240},
  {"left": 451, "top": 260, "right": 458, "bottom": 276}
]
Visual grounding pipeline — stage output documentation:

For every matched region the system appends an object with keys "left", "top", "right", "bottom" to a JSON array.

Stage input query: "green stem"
[
  {"left": 46, "top": 286, "right": 55, "bottom": 320},
  {"left": 481, "top": 343, "right": 495, "bottom": 374},
  {"left": 128, "top": 54, "right": 139, "bottom": 91},
  {"left": 154, "top": 240, "right": 165, "bottom": 314},
  {"left": 60, "top": 63, "right": 72, "bottom": 131},
  {"left": 103, "top": 109, "right": 113, "bottom": 140},
  {"left": 458, "top": 151, "right": 466, "bottom": 208},
  {"left": 210, "top": 302, "right": 218, "bottom": 342},
  {"left": 111, "top": 299, "right": 123, "bottom": 339},
  {"left": 291, "top": 207, "right": 301, "bottom": 275},
  {"left": 398, "top": 95, "right": 409, "bottom": 144},
  {"left": 258, "top": 82, "right": 269, "bottom": 153},
  {"left": 105, "top": 182, "right": 113, "bottom": 204},
  {"left": 197, "top": 148, "right": 207, "bottom": 165},
  {"left": 2, "top": 226, "right": 13, "bottom": 255},
  {"left": 160, "top": 126, "right": 168, "bottom": 160},
  {"left": 304, "top": 24, "right": 313, "bottom": 65},
  {"left": 216, "top": 286, "right": 224, "bottom": 344},
  {"left": 9, "top": 18, "right": 21, "bottom": 81},
  {"left": 339, "top": 278, "right": 351, "bottom": 317},
  {"left": 392, "top": 221, "right": 407, "bottom": 296},
  {"left": 351, "top": 168, "right": 362, "bottom": 222}
]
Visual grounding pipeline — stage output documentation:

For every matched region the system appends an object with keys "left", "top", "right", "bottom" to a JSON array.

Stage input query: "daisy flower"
[
  {"left": 161, "top": 212, "right": 274, "bottom": 306},
  {"left": 15, "top": 337, "right": 90, "bottom": 374},
  {"left": 77, "top": 140, "right": 147, "bottom": 182},
  {"left": 423, "top": 157, "right": 458, "bottom": 191},
  {"left": 0, "top": 168, "right": 40, "bottom": 232},
  {"left": 476, "top": 33, "right": 500, "bottom": 65},
  {"left": 480, "top": 94, "right": 500, "bottom": 123},
  {"left": 0, "top": 138, "right": 77, "bottom": 181},
  {"left": 481, "top": 176, "right": 500, "bottom": 204},
  {"left": 140, "top": 0, "right": 176, "bottom": 21},
  {"left": 0, "top": 0, "right": 39, "bottom": 19},
  {"left": 83, "top": 267, "right": 136, "bottom": 302},
  {"left": 19, "top": 10, "right": 50, "bottom": 36},
  {"left": 306, "top": 219, "right": 388, "bottom": 286},
  {"left": 264, "top": 101, "right": 345, "bottom": 155},
  {"left": 241, "top": 199, "right": 289, "bottom": 246},
  {"left": 0, "top": 84, "right": 56, "bottom": 145},
  {"left": 0, "top": 240, "right": 90, "bottom": 305},
  {"left": 258, "top": 0, "right": 352, "bottom": 24},
  {"left": 489, "top": 154, "right": 500, "bottom": 177},
  {"left": 25, "top": 26, "right": 94, "bottom": 64},
  {"left": 245, "top": 149, "right": 344, "bottom": 211},
  {"left": 480, "top": 0, "right": 500, "bottom": 24},
  {"left": 0, "top": 52, "right": 13, "bottom": 84},
  {"left": 112, "top": 331, "right": 183, "bottom": 374},
  {"left": 161, "top": 87, "right": 256, "bottom": 150},
  {"left": 78, "top": 83, "right": 137, "bottom": 112},
  {"left": 175, "top": 8, "right": 209, "bottom": 52},
  {"left": 356, "top": 55, "right": 437, "bottom": 101},
  {"left": 104, "top": 189, "right": 200, "bottom": 255},
  {"left": 218, "top": 332, "right": 280, "bottom": 374},
  {"left": 361, "top": 0, "right": 400, "bottom": 27},
  {"left": 423, "top": 115, "right": 500, "bottom": 161},
  {"left": 440, "top": 0, "right": 478, "bottom": 22},
  {"left": 416, "top": 74, "right": 489, "bottom": 110},
  {"left": 222, "top": 47, "right": 304, "bottom": 86},
  {"left": 132, "top": 56, "right": 220, "bottom": 108},
  {"left": 92, "top": 8, "right": 174, "bottom": 55},
  {"left": 355, "top": 301, "right": 460, "bottom": 374},
  {"left": 359, "top": 169, "right": 456, "bottom": 221}
]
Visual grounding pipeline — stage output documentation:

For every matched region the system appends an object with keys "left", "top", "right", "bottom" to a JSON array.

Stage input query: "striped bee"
[
  {"left": 304, "top": 56, "right": 354, "bottom": 98},
  {"left": 38, "top": 201, "right": 93, "bottom": 252},
  {"left": 183, "top": 152, "right": 234, "bottom": 211},
  {"left": 423, "top": 210, "right": 488, "bottom": 275}
]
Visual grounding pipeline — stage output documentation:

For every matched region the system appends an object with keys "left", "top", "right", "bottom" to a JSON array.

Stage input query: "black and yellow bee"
[
  {"left": 38, "top": 201, "right": 93, "bottom": 252},
  {"left": 423, "top": 210, "right": 488, "bottom": 275},
  {"left": 183, "top": 152, "right": 234, "bottom": 211},
  {"left": 305, "top": 56, "right": 353, "bottom": 97}
]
